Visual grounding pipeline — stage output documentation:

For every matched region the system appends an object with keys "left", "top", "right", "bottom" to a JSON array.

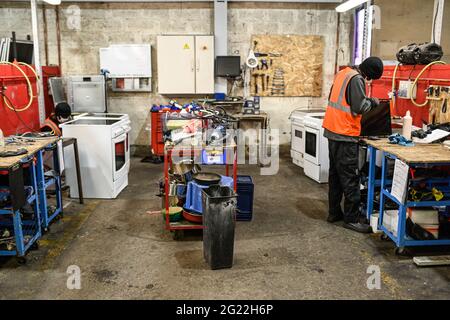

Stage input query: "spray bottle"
[
  {"left": 0, "top": 128, "right": 4, "bottom": 151},
  {"left": 402, "top": 111, "right": 412, "bottom": 140}
]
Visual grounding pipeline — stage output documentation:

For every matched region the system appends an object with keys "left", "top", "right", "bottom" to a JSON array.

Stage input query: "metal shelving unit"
[
  {"left": 378, "top": 151, "right": 450, "bottom": 251},
  {"left": 0, "top": 157, "right": 41, "bottom": 262},
  {"left": 163, "top": 144, "right": 238, "bottom": 235}
]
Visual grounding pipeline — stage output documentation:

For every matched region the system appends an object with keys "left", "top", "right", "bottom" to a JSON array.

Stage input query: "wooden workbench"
[
  {"left": 363, "top": 139, "right": 450, "bottom": 164},
  {"left": 0, "top": 136, "right": 59, "bottom": 169}
]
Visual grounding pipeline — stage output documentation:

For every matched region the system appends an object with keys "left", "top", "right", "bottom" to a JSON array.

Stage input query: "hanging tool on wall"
[
  {"left": 271, "top": 68, "right": 285, "bottom": 96},
  {"left": 428, "top": 85, "right": 450, "bottom": 124}
]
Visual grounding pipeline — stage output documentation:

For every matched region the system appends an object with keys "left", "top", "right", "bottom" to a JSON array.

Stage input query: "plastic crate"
[
  {"left": 236, "top": 175, "right": 254, "bottom": 221},
  {"left": 184, "top": 176, "right": 233, "bottom": 214}
]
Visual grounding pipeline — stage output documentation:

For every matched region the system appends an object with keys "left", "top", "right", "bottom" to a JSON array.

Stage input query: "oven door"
[
  {"left": 303, "top": 125, "right": 320, "bottom": 166},
  {"left": 291, "top": 122, "right": 304, "bottom": 154},
  {"left": 112, "top": 129, "right": 130, "bottom": 181}
]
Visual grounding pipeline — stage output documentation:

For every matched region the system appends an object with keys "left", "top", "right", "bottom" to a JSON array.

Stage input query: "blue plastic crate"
[
  {"left": 184, "top": 176, "right": 233, "bottom": 214},
  {"left": 237, "top": 175, "right": 254, "bottom": 215}
]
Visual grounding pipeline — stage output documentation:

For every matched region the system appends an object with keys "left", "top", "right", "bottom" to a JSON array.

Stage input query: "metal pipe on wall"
[
  {"left": 30, "top": 0, "right": 46, "bottom": 125},
  {"left": 55, "top": 6, "right": 62, "bottom": 73},
  {"left": 334, "top": 12, "right": 340, "bottom": 73},
  {"left": 42, "top": 4, "right": 49, "bottom": 66}
]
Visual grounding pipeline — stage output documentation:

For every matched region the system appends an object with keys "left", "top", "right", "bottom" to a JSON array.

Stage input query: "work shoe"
[
  {"left": 327, "top": 214, "right": 343, "bottom": 223},
  {"left": 343, "top": 222, "right": 372, "bottom": 234}
]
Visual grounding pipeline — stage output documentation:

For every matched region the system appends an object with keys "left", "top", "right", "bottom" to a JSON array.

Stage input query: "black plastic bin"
[{"left": 201, "top": 185, "right": 237, "bottom": 270}]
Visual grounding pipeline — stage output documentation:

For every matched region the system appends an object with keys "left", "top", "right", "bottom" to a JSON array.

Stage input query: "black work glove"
[{"left": 370, "top": 97, "right": 380, "bottom": 108}]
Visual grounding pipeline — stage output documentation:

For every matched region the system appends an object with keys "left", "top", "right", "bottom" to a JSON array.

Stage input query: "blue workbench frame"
[
  {"left": 0, "top": 140, "right": 63, "bottom": 259},
  {"left": 367, "top": 145, "right": 450, "bottom": 249},
  {"left": 36, "top": 144, "right": 63, "bottom": 231},
  {"left": 0, "top": 156, "right": 42, "bottom": 258}
]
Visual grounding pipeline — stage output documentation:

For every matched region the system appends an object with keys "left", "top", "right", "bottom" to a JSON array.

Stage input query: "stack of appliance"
[
  {"left": 60, "top": 113, "right": 131, "bottom": 199},
  {"left": 290, "top": 109, "right": 329, "bottom": 183},
  {"left": 66, "top": 75, "right": 106, "bottom": 113},
  {"left": 303, "top": 114, "right": 329, "bottom": 184}
]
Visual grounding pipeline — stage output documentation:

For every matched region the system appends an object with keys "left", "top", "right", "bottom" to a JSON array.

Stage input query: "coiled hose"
[{"left": 0, "top": 61, "right": 38, "bottom": 112}]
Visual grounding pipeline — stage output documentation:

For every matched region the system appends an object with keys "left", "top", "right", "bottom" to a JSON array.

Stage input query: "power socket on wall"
[{"left": 398, "top": 80, "right": 417, "bottom": 99}]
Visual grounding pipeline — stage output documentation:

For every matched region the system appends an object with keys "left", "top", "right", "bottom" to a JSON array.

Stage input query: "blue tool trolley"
[
  {"left": 37, "top": 143, "right": 63, "bottom": 232},
  {"left": 0, "top": 157, "right": 42, "bottom": 264},
  {"left": 365, "top": 139, "right": 450, "bottom": 254}
]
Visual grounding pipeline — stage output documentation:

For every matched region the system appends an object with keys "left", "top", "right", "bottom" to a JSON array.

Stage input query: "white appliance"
[
  {"left": 157, "top": 35, "right": 214, "bottom": 94},
  {"left": 289, "top": 109, "right": 325, "bottom": 168},
  {"left": 74, "top": 112, "right": 129, "bottom": 121},
  {"left": 60, "top": 115, "right": 131, "bottom": 199},
  {"left": 303, "top": 114, "right": 329, "bottom": 184},
  {"left": 67, "top": 75, "right": 106, "bottom": 113}
]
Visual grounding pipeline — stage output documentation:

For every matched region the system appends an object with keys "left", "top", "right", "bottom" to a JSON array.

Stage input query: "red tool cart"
[
  {"left": 150, "top": 110, "right": 181, "bottom": 157},
  {"left": 163, "top": 143, "right": 238, "bottom": 239}
]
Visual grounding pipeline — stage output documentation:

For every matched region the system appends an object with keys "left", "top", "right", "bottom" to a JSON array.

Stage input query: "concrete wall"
[
  {"left": 0, "top": 1, "right": 352, "bottom": 147},
  {"left": 372, "top": 0, "right": 450, "bottom": 62}
]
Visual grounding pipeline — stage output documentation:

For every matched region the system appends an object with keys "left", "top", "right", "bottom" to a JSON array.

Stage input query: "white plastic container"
[
  {"left": 383, "top": 210, "right": 399, "bottom": 236},
  {"left": 402, "top": 111, "right": 412, "bottom": 140},
  {"left": 371, "top": 213, "right": 381, "bottom": 233}
]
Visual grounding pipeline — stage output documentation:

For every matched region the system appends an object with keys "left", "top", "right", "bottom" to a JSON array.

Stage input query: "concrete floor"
[{"left": 0, "top": 156, "right": 449, "bottom": 299}]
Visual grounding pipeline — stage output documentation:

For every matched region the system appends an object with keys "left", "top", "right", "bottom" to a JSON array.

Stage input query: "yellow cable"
[
  {"left": 410, "top": 61, "right": 446, "bottom": 107},
  {"left": 17, "top": 62, "right": 39, "bottom": 96},
  {"left": 0, "top": 61, "right": 35, "bottom": 112}
]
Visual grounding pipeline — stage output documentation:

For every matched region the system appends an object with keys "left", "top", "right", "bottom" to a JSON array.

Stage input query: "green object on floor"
[{"left": 162, "top": 207, "right": 183, "bottom": 222}]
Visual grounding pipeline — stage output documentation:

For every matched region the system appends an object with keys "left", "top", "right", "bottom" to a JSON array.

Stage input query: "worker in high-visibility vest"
[
  {"left": 323, "top": 57, "right": 384, "bottom": 233},
  {"left": 41, "top": 102, "right": 72, "bottom": 136}
]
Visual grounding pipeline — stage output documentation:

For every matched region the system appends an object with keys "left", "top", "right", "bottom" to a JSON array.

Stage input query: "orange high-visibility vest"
[
  {"left": 41, "top": 118, "right": 62, "bottom": 136},
  {"left": 322, "top": 67, "right": 362, "bottom": 137}
]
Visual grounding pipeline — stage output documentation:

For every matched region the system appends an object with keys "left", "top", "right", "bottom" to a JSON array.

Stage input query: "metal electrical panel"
[
  {"left": 67, "top": 75, "right": 106, "bottom": 113},
  {"left": 157, "top": 35, "right": 214, "bottom": 95}
]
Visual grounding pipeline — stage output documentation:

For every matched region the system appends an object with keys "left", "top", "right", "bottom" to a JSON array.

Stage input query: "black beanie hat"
[
  {"left": 55, "top": 102, "right": 72, "bottom": 118},
  {"left": 359, "top": 57, "right": 384, "bottom": 80}
]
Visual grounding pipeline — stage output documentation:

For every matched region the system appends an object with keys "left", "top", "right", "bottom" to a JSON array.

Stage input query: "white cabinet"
[
  {"left": 195, "top": 36, "right": 215, "bottom": 94},
  {"left": 157, "top": 35, "right": 214, "bottom": 94}
]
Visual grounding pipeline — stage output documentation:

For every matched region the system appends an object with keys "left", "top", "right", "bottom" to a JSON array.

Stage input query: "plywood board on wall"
[{"left": 250, "top": 35, "right": 324, "bottom": 97}]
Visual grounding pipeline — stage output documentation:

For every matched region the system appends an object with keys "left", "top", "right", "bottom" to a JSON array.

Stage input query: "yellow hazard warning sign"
[{"left": 183, "top": 43, "right": 190, "bottom": 50}]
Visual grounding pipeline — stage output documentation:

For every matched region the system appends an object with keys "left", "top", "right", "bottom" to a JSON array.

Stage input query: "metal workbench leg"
[
  {"left": 366, "top": 146, "right": 377, "bottom": 220},
  {"left": 397, "top": 204, "right": 407, "bottom": 248},
  {"left": 164, "top": 150, "right": 170, "bottom": 230},
  {"left": 30, "top": 161, "right": 41, "bottom": 237},
  {"left": 36, "top": 150, "right": 49, "bottom": 230},
  {"left": 378, "top": 152, "right": 387, "bottom": 231},
  {"left": 52, "top": 146, "right": 63, "bottom": 217},
  {"left": 12, "top": 210, "right": 25, "bottom": 256},
  {"left": 73, "top": 139, "right": 84, "bottom": 204}
]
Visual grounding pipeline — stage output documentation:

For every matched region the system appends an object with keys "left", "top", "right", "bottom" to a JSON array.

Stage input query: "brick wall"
[{"left": 0, "top": 1, "right": 352, "bottom": 147}]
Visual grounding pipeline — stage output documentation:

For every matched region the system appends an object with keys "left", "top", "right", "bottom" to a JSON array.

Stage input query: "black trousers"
[{"left": 328, "top": 139, "right": 361, "bottom": 223}]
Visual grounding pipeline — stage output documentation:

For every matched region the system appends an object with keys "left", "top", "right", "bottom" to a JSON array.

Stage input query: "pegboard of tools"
[
  {"left": 428, "top": 85, "right": 450, "bottom": 125},
  {"left": 251, "top": 53, "right": 283, "bottom": 96}
]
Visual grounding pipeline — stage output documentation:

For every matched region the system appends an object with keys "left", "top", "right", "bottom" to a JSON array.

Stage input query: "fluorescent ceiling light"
[
  {"left": 336, "top": 0, "right": 368, "bottom": 13},
  {"left": 43, "top": 0, "right": 61, "bottom": 5}
]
